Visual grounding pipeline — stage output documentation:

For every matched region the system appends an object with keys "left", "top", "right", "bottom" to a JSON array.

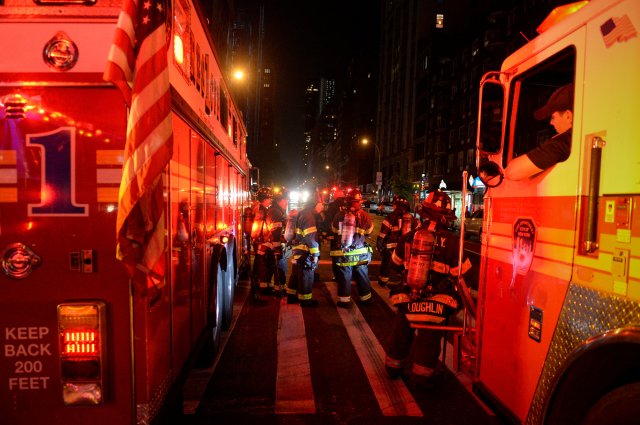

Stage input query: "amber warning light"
[{"left": 57, "top": 302, "right": 107, "bottom": 406}]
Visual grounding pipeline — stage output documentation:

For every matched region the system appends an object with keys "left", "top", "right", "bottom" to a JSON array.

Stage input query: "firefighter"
[
  {"left": 376, "top": 195, "right": 418, "bottom": 287},
  {"left": 323, "top": 188, "right": 347, "bottom": 280},
  {"left": 330, "top": 189, "right": 375, "bottom": 308},
  {"left": 286, "top": 190, "right": 324, "bottom": 307},
  {"left": 251, "top": 187, "right": 274, "bottom": 299},
  {"left": 266, "top": 190, "right": 289, "bottom": 296},
  {"left": 384, "top": 190, "right": 472, "bottom": 390}
]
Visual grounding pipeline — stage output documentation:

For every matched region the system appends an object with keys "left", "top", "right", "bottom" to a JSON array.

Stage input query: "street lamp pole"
[{"left": 361, "top": 138, "right": 382, "bottom": 200}]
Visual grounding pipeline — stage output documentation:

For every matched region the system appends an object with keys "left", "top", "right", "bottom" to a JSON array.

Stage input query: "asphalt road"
[{"left": 177, "top": 212, "right": 502, "bottom": 425}]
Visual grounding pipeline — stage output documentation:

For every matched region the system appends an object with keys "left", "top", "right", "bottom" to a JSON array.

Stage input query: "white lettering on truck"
[{"left": 3, "top": 327, "right": 52, "bottom": 390}]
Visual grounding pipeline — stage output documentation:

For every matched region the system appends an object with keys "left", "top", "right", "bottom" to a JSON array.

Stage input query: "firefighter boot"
[
  {"left": 385, "top": 365, "right": 402, "bottom": 380},
  {"left": 337, "top": 300, "right": 352, "bottom": 308},
  {"left": 300, "top": 299, "right": 319, "bottom": 308}
]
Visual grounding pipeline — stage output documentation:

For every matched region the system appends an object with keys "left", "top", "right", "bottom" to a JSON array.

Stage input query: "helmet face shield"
[
  {"left": 419, "top": 191, "right": 456, "bottom": 223},
  {"left": 256, "top": 187, "right": 273, "bottom": 202},
  {"left": 392, "top": 195, "right": 409, "bottom": 210}
]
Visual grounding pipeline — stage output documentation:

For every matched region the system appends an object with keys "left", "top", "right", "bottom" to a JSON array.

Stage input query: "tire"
[
  {"left": 221, "top": 242, "right": 236, "bottom": 330},
  {"left": 582, "top": 382, "right": 640, "bottom": 425},
  {"left": 198, "top": 259, "right": 223, "bottom": 367}
]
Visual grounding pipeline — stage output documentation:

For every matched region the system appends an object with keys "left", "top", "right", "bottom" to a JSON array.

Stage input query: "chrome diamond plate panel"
[{"left": 526, "top": 283, "right": 640, "bottom": 424}]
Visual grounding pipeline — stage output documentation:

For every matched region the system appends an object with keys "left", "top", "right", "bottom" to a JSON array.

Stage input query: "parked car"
[
  {"left": 379, "top": 202, "right": 394, "bottom": 216},
  {"left": 364, "top": 200, "right": 378, "bottom": 213},
  {"left": 464, "top": 209, "right": 484, "bottom": 239}
]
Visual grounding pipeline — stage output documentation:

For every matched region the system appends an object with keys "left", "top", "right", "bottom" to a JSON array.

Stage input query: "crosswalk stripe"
[
  {"left": 275, "top": 299, "right": 316, "bottom": 414},
  {"left": 326, "top": 284, "right": 423, "bottom": 417}
]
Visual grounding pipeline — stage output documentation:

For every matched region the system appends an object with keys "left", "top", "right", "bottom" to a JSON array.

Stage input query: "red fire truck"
[
  {"left": 0, "top": 0, "right": 249, "bottom": 424},
  {"left": 455, "top": 0, "right": 640, "bottom": 424}
]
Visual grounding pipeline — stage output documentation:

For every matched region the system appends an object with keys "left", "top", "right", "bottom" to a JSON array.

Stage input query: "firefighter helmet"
[
  {"left": 332, "top": 188, "right": 346, "bottom": 200},
  {"left": 256, "top": 187, "right": 272, "bottom": 202},
  {"left": 274, "top": 189, "right": 289, "bottom": 203},
  {"left": 304, "top": 187, "right": 324, "bottom": 207},
  {"left": 349, "top": 189, "right": 363, "bottom": 201},
  {"left": 392, "top": 195, "right": 410, "bottom": 210},
  {"left": 419, "top": 190, "right": 456, "bottom": 223},
  {"left": 345, "top": 189, "right": 363, "bottom": 211}
]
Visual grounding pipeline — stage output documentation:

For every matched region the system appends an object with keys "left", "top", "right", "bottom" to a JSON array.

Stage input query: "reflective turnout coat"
[
  {"left": 291, "top": 205, "right": 320, "bottom": 262},
  {"left": 390, "top": 224, "right": 472, "bottom": 323},
  {"left": 330, "top": 209, "right": 374, "bottom": 266}
]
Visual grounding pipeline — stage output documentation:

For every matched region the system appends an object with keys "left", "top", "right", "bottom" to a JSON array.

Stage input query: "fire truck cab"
[{"left": 468, "top": 0, "right": 640, "bottom": 424}]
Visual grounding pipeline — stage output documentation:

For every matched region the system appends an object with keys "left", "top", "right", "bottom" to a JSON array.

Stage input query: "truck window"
[{"left": 506, "top": 47, "right": 576, "bottom": 163}]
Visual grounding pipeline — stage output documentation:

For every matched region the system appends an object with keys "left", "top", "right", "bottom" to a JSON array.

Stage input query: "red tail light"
[{"left": 57, "top": 302, "right": 106, "bottom": 406}]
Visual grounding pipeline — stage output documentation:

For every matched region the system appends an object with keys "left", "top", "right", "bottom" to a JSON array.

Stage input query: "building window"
[
  {"left": 436, "top": 14, "right": 444, "bottom": 29},
  {"left": 457, "top": 151, "right": 464, "bottom": 170},
  {"left": 467, "top": 148, "right": 475, "bottom": 166}
]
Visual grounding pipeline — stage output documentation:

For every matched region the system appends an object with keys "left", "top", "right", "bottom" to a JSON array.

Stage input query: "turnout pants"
[
  {"left": 334, "top": 264, "right": 372, "bottom": 303},
  {"left": 385, "top": 309, "right": 443, "bottom": 379},
  {"left": 286, "top": 255, "right": 316, "bottom": 301}
]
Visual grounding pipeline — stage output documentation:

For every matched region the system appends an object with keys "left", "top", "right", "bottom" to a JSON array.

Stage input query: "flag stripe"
[{"left": 104, "top": 0, "right": 173, "bottom": 294}]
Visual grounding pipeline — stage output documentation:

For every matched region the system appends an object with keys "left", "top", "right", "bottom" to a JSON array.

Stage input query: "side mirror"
[
  {"left": 478, "top": 161, "right": 504, "bottom": 188},
  {"left": 477, "top": 75, "right": 505, "bottom": 155}
]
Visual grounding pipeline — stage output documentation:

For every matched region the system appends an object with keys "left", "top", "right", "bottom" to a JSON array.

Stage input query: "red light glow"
[{"left": 62, "top": 331, "right": 99, "bottom": 356}]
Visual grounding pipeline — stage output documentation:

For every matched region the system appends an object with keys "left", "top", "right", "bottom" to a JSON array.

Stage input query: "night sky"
[{"left": 257, "top": 1, "right": 380, "bottom": 176}]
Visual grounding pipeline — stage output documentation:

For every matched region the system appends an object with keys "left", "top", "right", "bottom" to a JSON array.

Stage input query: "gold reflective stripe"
[
  {"left": 429, "top": 293, "right": 458, "bottom": 309},
  {"left": 431, "top": 261, "right": 450, "bottom": 274},
  {"left": 360, "top": 292, "right": 372, "bottom": 301},
  {"left": 301, "top": 226, "right": 317, "bottom": 236},
  {"left": 382, "top": 220, "right": 391, "bottom": 228},
  {"left": 412, "top": 363, "right": 435, "bottom": 378},
  {"left": 294, "top": 244, "right": 309, "bottom": 251},
  {"left": 338, "top": 296, "right": 351, "bottom": 303},
  {"left": 391, "top": 251, "right": 403, "bottom": 266},
  {"left": 330, "top": 250, "right": 344, "bottom": 256},
  {"left": 385, "top": 356, "right": 404, "bottom": 368},
  {"left": 406, "top": 313, "right": 446, "bottom": 323},
  {"left": 378, "top": 232, "right": 388, "bottom": 239},
  {"left": 299, "top": 292, "right": 313, "bottom": 300},
  {"left": 391, "top": 293, "right": 410, "bottom": 305},
  {"left": 385, "top": 243, "right": 397, "bottom": 249},
  {"left": 450, "top": 258, "right": 472, "bottom": 276},
  {"left": 309, "top": 247, "right": 319, "bottom": 254},
  {"left": 344, "top": 247, "right": 369, "bottom": 256}
]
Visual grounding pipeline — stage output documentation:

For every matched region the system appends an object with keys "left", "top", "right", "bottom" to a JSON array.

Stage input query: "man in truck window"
[{"left": 505, "top": 83, "right": 574, "bottom": 180}]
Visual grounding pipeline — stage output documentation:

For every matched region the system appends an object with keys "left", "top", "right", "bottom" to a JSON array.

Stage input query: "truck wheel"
[
  {"left": 198, "top": 260, "right": 223, "bottom": 367},
  {"left": 222, "top": 242, "right": 236, "bottom": 330},
  {"left": 582, "top": 382, "right": 640, "bottom": 425}
]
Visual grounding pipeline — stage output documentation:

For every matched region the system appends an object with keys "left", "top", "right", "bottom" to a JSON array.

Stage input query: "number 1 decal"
[{"left": 27, "top": 127, "right": 88, "bottom": 216}]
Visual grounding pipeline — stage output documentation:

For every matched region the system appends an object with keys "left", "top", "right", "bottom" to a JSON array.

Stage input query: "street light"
[
  {"left": 361, "top": 138, "right": 382, "bottom": 200},
  {"left": 361, "top": 138, "right": 381, "bottom": 173}
]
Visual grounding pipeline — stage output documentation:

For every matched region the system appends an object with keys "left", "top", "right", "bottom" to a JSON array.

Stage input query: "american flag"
[
  {"left": 600, "top": 15, "right": 637, "bottom": 48},
  {"left": 104, "top": 0, "right": 173, "bottom": 295}
]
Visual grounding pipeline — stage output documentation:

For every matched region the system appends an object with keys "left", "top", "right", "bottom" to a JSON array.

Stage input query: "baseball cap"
[{"left": 533, "top": 83, "right": 574, "bottom": 120}]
